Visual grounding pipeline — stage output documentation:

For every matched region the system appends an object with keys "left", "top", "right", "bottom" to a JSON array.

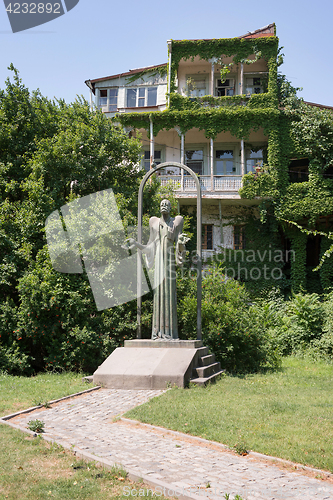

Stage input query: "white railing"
[{"left": 158, "top": 175, "right": 242, "bottom": 192}]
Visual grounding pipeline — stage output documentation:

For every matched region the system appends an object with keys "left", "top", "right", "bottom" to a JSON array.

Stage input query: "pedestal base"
[{"left": 93, "top": 339, "right": 205, "bottom": 389}]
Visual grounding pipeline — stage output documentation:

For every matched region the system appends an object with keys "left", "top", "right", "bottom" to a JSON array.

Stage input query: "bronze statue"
[{"left": 126, "top": 199, "right": 189, "bottom": 340}]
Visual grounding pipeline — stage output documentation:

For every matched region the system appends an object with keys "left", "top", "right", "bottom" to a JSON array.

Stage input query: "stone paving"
[{"left": 3, "top": 388, "right": 333, "bottom": 500}]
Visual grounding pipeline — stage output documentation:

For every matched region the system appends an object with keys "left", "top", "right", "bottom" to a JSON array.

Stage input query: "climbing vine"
[{"left": 125, "top": 64, "right": 167, "bottom": 85}]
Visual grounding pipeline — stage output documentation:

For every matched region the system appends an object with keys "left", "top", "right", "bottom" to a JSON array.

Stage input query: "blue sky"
[{"left": 0, "top": 0, "right": 332, "bottom": 106}]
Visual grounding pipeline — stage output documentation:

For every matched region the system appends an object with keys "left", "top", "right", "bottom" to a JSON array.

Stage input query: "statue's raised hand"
[{"left": 178, "top": 233, "right": 190, "bottom": 245}]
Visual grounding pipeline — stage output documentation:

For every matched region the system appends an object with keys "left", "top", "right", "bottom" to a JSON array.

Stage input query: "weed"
[{"left": 27, "top": 419, "right": 45, "bottom": 433}]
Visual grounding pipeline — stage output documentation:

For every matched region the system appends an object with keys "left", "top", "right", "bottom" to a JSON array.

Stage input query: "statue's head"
[{"left": 160, "top": 199, "right": 171, "bottom": 214}]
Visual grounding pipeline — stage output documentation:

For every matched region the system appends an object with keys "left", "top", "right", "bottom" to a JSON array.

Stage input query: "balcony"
[{"left": 158, "top": 175, "right": 243, "bottom": 193}]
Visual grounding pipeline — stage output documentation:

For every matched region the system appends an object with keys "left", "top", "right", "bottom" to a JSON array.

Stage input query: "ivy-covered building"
[{"left": 85, "top": 23, "right": 333, "bottom": 294}]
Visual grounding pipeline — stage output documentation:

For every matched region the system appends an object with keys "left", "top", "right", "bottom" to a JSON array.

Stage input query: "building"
[{"left": 85, "top": 23, "right": 280, "bottom": 264}]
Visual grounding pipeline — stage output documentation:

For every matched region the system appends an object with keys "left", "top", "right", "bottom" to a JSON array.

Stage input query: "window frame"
[
  {"left": 185, "top": 74, "right": 209, "bottom": 97},
  {"left": 245, "top": 148, "right": 264, "bottom": 173},
  {"left": 203, "top": 224, "right": 214, "bottom": 250},
  {"left": 233, "top": 226, "right": 246, "bottom": 250},
  {"left": 126, "top": 86, "right": 158, "bottom": 108},
  {"left": 98, "top": 88, "right": 118, "bottom": 112},
  {"left": 214, "top": 144, "right": 239, "bottom": 175},
  {"left": 184, "top": 145, "right": 207, "bottom": 176},
  {"left": 142, "top": 148, "right": 164, "bottom": 172},
  {"left": 215, "top": 76, "right": 236, "bottom": 97}
]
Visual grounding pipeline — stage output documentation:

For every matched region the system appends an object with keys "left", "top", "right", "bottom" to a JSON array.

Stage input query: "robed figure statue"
[{"left": 126, "top": 199, "right": 189, "bottom": 340}]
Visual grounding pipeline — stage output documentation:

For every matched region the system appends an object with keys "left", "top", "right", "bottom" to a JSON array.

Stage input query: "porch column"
[
  {"left": 167, "top": 40, "right": 172, "bottom": 106},
  {"left": 240, "top": 63, "right": 244, "bottom": 95},
  {"left": 150, "top": 119, "right": 154, "bottom": 169},
  {"left": 175, "top": 127, "right": 185, "bottom": 191},
  {"left": 210, "top": 61, "right": 215, "bottom": 95},
  {"left": 241, "top": 139, "right": 245, "bottom": 177},
  {"left": 210, "top": 138, "right": 214, "bottom": 191}
]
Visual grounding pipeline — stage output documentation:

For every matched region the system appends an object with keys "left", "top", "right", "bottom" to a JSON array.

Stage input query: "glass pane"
[
  {"left": 216, "top": 150, "right": 233, "bottom": 159},
  {"left": 226, "top": 161, "right": 234, "bottom": 174},
  {"left": 109, "top": 89, "right": 118, "bottom": 97},
  {"left": 253, "top": 78, "right": 261, "bottom": 85},
  {"left": 144, "top": 161, "right": 150, "bottom": 172},
  {"left": 186, "top": 150, "right": 203, "bottom": 161},
  {"left": 100, "top": 90, "right": 107, "bottom": 97},
  {"left": 186, "top": 162, "right": 202, "bottom": 175},
  {"left": 139, "top": 88, "right": 145, "bottom": 97},
  {"left": 99, "top": 97, "right": 107, "bottom": 106},
  {"left": 226, "top": 88, "right": 234, "bottom": 96},
  {"left": 154, "top": 151, "right": 161, "bottom": 160},
  {"left": 144, "top": 151, "right": 150, "bottom": 160},
  {"left": 147, "top": 87, "right": 157, "bottom": 106},
  {"left": 248, "top": 149, "right": 263, "bottom": 159},
  {"left": 127, "top": 89, "right": 137, "bottom": 107},
  {"left": 138, "top": 97, "right": 145, "bottom": 107},
  {"left": 215, "top": 159, "right": 224, "bottom": 175}
]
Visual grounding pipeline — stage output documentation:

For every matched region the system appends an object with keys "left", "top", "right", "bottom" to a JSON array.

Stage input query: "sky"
[{"left": 0, "top": 0, "right": 332, "bottom": 106}]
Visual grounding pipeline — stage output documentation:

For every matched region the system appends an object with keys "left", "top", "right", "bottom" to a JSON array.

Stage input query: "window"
[
  {"left": 216, "top": 78, "right": 235, "bottom": 97},
  {"left": 234, "top": 226, "right": 246, "bottom": 250},
  {"left": 246, "top": 149, "right": 263, "bottom": 173},
  {"left": 98, "top": 88, "right": 118, "bottom": 112},
  {"left": 126, "top": 87, "right": 157, "bottom": 108},
  {"left": 203, "top": 225, "right": 213, "bottom": 250},
  {"left": 143, "top": 150, "right": 162, "bottom": 171},
  {"left": 185, "top": 76, "right": 208, "bottom": 97},
  {"left": 215, "top": 150, "right": 235, "bottom": 175},
  {"left": 185, "top": 149, "right": 204, "bottom": 175},
  {"left": 245, "top": 77, "right": 263, "bottom": 95}
]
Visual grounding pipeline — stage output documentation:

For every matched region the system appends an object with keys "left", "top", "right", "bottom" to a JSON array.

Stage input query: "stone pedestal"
[{"left": 93, "top": 339, "right": 205, "bottom": 389}]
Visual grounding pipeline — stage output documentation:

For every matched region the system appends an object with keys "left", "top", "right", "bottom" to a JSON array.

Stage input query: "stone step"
[
  {"left": 199, "top": 353, "right": 216, "bottom": 367},
  {"left": 196, "top": 346, "right": 209, "bottom": 357},
  {"left": 190, "top": 370, "right": 225, "bottom": 387},
  {"left": 194, "top": 362, "right": 221, "bottom": 379}
]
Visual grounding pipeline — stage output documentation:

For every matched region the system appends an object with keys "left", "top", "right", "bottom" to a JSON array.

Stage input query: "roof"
[
  {"left": 85, "top": 63, "right": 167, "bottom": 94},
  {"left": 305, "top": 101, "right": 333, "bottom": 111}
]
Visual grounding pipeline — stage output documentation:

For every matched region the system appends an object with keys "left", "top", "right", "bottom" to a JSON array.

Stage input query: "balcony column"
[
  {"left": 175, "top": 127, "right": 185, "bottom": 191},
  {"left": 150, "top": 119, "right": 154, "bottom": 169},
  {"left": 209, "top": 58, "right": 218, "bottom": 96},
  {"left": 240, "top": 63, "right": 244, "bottom": 95},
  {"left": 210, "top": 138, "right": 214, "bottom": 191},
  {"left": 167, "top": 40, "right": 172, "bottom": 106},
  {"left": 241, "top": 138, "right": 245, "bottom": 176}
]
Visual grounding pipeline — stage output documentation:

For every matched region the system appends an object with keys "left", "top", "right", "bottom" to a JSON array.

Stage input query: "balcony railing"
[{"left": 158, "top": 175, "right": 243, "bottom": 192}]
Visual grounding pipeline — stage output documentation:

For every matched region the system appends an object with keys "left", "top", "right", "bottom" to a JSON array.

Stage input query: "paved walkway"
[{"left": 2, "top": 388, "right": 333, "bottom": 500}]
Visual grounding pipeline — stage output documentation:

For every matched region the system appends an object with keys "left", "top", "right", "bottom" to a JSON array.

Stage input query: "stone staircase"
[{"left": 189, "top": 346, "right": 225, "bottom": 386}]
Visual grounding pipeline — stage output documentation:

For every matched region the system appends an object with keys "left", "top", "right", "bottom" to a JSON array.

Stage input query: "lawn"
[
  {"left": 0, "top": 372, "right": 166, "bottom": 500},
  {"left": 125, "top": 357, "right": 333, "bottom": 473}
]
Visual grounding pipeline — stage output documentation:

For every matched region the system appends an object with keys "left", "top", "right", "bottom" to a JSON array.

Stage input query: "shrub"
[{"left": 178, "top": 265, "right": 281, "bottom": 373}]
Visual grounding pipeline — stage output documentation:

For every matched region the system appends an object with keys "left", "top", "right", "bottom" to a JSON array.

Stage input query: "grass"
[
  {"left": 0, "top": 371, "right": 92, "bottom": 416},
  {"left": 125, "top": 356, "right": 333, "bottom": 474},
  {"left": 0, "top": 371, "right": 168, "bottom": 500}
]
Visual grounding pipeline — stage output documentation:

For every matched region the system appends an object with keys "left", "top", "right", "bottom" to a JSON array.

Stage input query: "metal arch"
[{"left": 137, "top": 162, "right": 202, "bottom": 341}]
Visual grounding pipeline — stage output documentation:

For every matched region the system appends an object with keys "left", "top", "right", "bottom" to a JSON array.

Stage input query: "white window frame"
[
  {"left": 142, "top": 148, "right": 164, "bottom": 172},
  {"left": 185, "top": 145, "right": 207, "bottom": 175},
  {"left": 244, "top": 74, "right": 265, "bottom": 95},
  {"left": 214, "top": 145, "right": 238, "bottom": 175},
  {"left": 245, "top": 148, "right": 264, "bottom": 173},
  {"left": 215, "top": 76, "right": 235, "bottom": 97},
  {"left": 98, "top": 88, "right": 118, "bottom": 112},
  {"left": 126, "top": 86, "right": 157, "bottom": 108},
  {"left": 185, "top": 75, "right": 209, "bottom": 97}
]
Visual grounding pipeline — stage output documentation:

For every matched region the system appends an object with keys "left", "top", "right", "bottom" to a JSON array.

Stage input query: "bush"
[{"left": 177, "top": 265, "right": 281, "bottom": 373}]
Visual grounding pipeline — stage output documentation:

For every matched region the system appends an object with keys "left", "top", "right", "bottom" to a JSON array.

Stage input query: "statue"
[{"left": 125, "top": 199, "right": 189, "bottom": 340}]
